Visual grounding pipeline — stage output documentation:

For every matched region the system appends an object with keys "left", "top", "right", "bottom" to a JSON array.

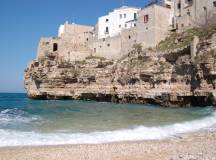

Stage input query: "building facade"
[
  {"left": 39, "top": 0, "right": 216, "bottom": 62},
  {"left": 97, "top": 6, "right": 141, "bottom": 39},
  {"left": 172, "top": 0, "right": 216, "bottom": 31},
  {"left": 38, "top": 22, "right": 94, "bottom": 62},
  {"left": 91, "top": 4, "right": 171, "bottom": 59}
]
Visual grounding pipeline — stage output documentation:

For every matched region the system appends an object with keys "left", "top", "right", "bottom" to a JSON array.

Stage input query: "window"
[
  {"left": 134, "top": 23, "right": 136, "bottom": 27},
  {"left": 203, "top": 6, "right": 207, "bottom": 11},
  {"left": 128, "top": 35, "right": 131, "bottom": 39},
  {"left": 181, "top": 24, "right": 184, "bottom": 27},
  {"left": 53, "top": 43, "right": 58, "bottom": 51},
  {"left": 106, "top": 19, "right": 109, "bottom": 22},
  {"left": 119, "top": 24, "right": 121, "bottom": 28},
  {"left": 105, "top": 27, "right": 109, "bottom": 33},
  {"left": 134, "top": 13, "right": 137, "bottom": 20},
  {"left": 177, "top": 2, "right": 181, "bottom": 9},
  {"left": 144, "top": 15, "right": 149, "bottom": 23},
  {"left": 186, "top": 0, "right": 193, "bottom": 5},
  {"left": 94, "top": 48, "right": 96, "bottom": 53},
  {"left": 124, "top": 13, "right": 126, "bottom": 18},
  {"left": 86, "top": 38, "right": 89, "bottom": 41},
  {"left": 107, "top": 43, "right": 110, "bottom": 47},
  {"left": 120, "top": 14, "right": 122, "bottom": 19},
  {"left": 214, "top": 1, "right": 216, "bottom": 7},
  {"left": 187, "top": 9, "right": 190, "bottom": 16},
  {"left": 125, "top": 24, "right": 127, "bottom": 28}
]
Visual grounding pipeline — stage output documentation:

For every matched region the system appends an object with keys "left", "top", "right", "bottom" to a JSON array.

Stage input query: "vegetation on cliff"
[{"left": 24, "top": 25, "right": 216, "bottom": 107}]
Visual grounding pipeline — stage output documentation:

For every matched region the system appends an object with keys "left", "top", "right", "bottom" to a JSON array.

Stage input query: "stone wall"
[
  {"left": 91, "top": 35, "right": 122, "bottom": 60},
  {"left": 37, "top": 5, "right": 171, "bottom": 61},
  {"left": 91, "top": 4, "right": 171, "bottom": 60},
  {"left": 59, "top": 23, "right": 94, "bottom": 37},
  {"left": 37, "top": 23, "right": 94, "bottom": 62},
  {"left": 173, "top": 0, "right": 216, "bottom": 31},
  {"left": 37, "top": 37, "right": 60, "bottom": 60},
  {"left": 136, "top": 4, "right": 171, "bottom": 48}
]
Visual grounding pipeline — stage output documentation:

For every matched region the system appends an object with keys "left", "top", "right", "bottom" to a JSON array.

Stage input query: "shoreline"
[{"left": 0, "top": 129, "right": 216, "bottom": 160}]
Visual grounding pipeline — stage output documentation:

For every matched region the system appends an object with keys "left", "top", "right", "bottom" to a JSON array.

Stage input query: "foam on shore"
[{"left": 0, "top": 111, "right": 215, "bottom": 147}]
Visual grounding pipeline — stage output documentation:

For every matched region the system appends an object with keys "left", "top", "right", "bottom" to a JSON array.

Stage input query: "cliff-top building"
[
  {"left": 36, "top": 0, "right": 216, "bottom": 62},
  {"left": 172, "top": 0, "right": 216, "bottom": 31},
  {"left": 97, "top": 6, "right": 141, "bottom": 39},
  {"left": 37, "top": 1, "right": 173, "bottom": 61}
]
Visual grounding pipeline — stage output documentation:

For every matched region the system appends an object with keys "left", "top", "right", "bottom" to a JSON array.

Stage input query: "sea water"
[{"left": 0, "top": 93, "right": 215, "bottom": 146}]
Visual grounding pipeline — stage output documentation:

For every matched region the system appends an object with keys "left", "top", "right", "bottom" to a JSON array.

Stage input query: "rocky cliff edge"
[{"left": 24, "top": 27, "right": 216, "bottom": 107}]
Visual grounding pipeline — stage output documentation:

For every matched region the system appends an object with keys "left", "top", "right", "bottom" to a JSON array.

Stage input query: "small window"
[
  {"left": 106, "top": 19, "right": 109, "bottom": 22},
  {"left": 107, "top": 43, "right": 110, "bottom": 47},
  {"left": 120, "top": 14, "right": 122, "bottom": 19},
  {"left": 187, "top": 9, "right": 190, "bottom": 16},
  {"left": 134, "top": 23, "right": 136, "bottom": 27},
  {"left": 128, "top": 35, "right": 131, "bottom": 39},
  {"left": 119, "top": 24, "right": 121, "bottom": 28},
  {"left": 134, "top": 13, "right": 137, "bottom": 20},
  {"left": 213, "top": 1, "right": 216, "bottom": 7},
  {"left": 94, "top": 48, "right": 96, "bottom": 53},
  {"left": 86, "top": 38, "right": 89, "bottom": 41},
  {"left": 203, "top": 6, "right": 207, "bottom": 11},
  {"left": 124, "top": 13, "right": 126, "bottom": 18},
  {"left": 53, "top": 43, "right": 58, "bottom": 51},
  {"left": 181, "top": 24, "right": 184, "bottom": 27},
  {"left": 144, "top": 15, "right": 149, "bottom": 23},
  {"left": 177, "top": 2, "right": 181, "bottom": 9},
  {"left": 125, "top": 24, "right": 127, "bottom": 28},
  {"left": 105, "top": 27, "right": 109, "bottom": 33},
  {"left": 186, "top": 0, "right": 193, "bottom": 4},
  {"left": 176, "top": 24, "right": 179, "bottom": 29},
  {"left": 102, "top": 38, "right": 105, "bottom": 42}
]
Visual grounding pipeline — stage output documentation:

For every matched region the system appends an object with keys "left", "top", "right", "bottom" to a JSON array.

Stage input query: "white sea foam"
[
  {"left": 0, "top": 108, "right": 39, "bottom": 124},
  {"left": 0, "top": 111, "right": 215, "bottom": 147}
]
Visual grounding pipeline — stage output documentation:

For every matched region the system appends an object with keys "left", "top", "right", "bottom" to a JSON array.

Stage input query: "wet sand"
[{"left": 0, "top": 130, "right": 216, "bottom": 160}]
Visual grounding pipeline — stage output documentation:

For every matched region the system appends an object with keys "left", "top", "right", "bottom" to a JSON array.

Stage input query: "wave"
[
  {"left": 0, "top": 111, "right": 215, "bottom": 147},
  {"left": 0, "top": 108, "right": 40, "bottom": 124}
]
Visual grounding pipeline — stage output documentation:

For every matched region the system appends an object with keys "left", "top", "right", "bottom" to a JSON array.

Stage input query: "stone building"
[
  {"left": 37, "top": 2, "right": 172, "bottom": 61},
  {"left": 91, "top": 4, "right": 171, "bottom": 59},
  {"left": 136, "top": 4, "right": 171, "bottom": 48},
  {"left": 37, "top": 22, "right": 94, "bottom": 61},
  {"left": 172, "top": 0, "right": 216, "bottom": 31}
]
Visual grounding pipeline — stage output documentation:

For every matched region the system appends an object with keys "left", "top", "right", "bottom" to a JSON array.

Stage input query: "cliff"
[{"left": 24, "top": 27, "right": 216, "bottom": 107}]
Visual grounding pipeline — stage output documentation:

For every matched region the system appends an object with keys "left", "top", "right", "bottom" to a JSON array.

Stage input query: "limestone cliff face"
[{"left": 24, "top": 33, "right": 216, "bottom": 107}]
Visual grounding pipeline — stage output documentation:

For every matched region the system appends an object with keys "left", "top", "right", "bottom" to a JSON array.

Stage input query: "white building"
[{"left": 97, "top": 6, "right": 141, "bottom": 39}]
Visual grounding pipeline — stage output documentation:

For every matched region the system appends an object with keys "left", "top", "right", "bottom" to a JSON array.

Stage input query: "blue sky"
[{"left": 0, "top": 0, "right": 149, "bottom": 93}]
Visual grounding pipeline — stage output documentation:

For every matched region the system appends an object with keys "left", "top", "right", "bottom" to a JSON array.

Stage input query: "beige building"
[
  {"left": 172, "top": 0, "right": 216, "bottom": 31},
  {"left": 91, "top": 4, "right": 172, "bottom": 59},
  {"left": 136, "top": 4, "right": 171, "bottom": 48},
  {"left": 37, "top": 22, "right": 94, "bottom": 61},
  {"left": 37, "top": 3, "right": 172, "bottom": 61}
]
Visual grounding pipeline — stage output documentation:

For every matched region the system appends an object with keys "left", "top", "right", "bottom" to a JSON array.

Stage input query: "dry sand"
[{"left": 0, "top": 130, "right": 216, "bottom": 160}]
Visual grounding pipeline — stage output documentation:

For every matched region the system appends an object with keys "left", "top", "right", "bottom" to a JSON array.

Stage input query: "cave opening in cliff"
[{"left": 53, "top": 43, "right": 58, "bottom": 52}]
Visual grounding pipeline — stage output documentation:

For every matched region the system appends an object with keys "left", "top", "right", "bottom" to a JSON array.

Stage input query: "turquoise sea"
[{"left": 0, "top": 93, "right": 215, "bottom": 146}]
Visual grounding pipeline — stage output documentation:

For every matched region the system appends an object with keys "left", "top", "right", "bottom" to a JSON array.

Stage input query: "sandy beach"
[{"left": 0, "top": 130, "right": 215, "bottom": 160}]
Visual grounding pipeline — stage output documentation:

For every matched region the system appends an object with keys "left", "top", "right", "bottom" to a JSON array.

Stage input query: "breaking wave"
[
  {"left": 0, "top": 108, "right": 40, "bottom": 124},
  {"left": 0, "top": 111, "right": 215, "bottom": 147}
]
